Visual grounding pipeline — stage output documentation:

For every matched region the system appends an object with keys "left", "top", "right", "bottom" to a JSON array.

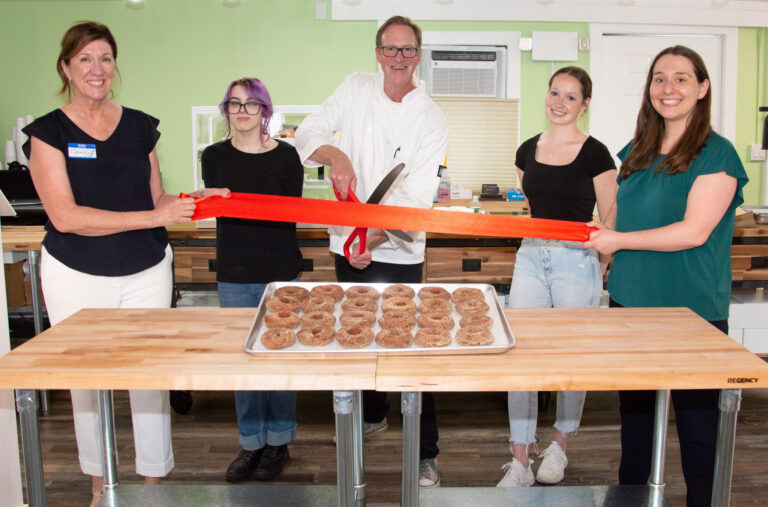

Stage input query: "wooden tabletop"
[
  {"left": 1, "top": 225, "right": 46, "bottom": 251},
  {"left": 0, "top": 308, "right": 377, "bottom": 391},
  {"left": 376, "top": 307, "right": 768, "bottom": 392},
  {"left": 0, "top": 307, "right": 765, "bottom": 393}
]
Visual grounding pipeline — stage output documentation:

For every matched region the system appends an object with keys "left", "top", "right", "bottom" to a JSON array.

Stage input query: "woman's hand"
[
  {"left": 584, "top": 221, "right": 623, "bottom": 256},
  {"left": 153, "top": 196, "right": 197, "bottom": 226},
  {"left": 187, "top": 187, "right": 231, "bottom": 199}
]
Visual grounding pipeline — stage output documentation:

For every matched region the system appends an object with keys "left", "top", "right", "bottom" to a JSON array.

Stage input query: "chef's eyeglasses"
[
  {"left": 377, "top": 46, "right": 420, "bottom": 58},
  {"left": 226, "top": 101, "right": 262, "bottom": 115}
]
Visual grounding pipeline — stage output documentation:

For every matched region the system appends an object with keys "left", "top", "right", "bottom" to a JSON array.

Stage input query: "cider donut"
[
  {"left": 336, "top": 326, "right": 374, "bottom": 349},
  {"left": 310, "top": 284, "right": 344, "bottom": 302},
  {"left": 345, "top": 285, "right": 380, "bottom": 299},
  {"left": 378, "top": 310, "right": 416, "bottom": 329},
  {"left": 375, "top": 328, "right": 414, "bottom": 348},
  {"left": 301, "top": 295, "right": 335, "bottom": 313},
  {"left": 381, "top": 296, "right": 417, "bottom": 314},
  {"left": 300, "top": 310, "right": 336, "bottom": 328},
  {"left": 339, "top": 310, "right": 376, "bottom": 328},
  {"left": 274, "top": 285, "right": 309, "bottom": 301},
  {"left": 382, "top": 284, "right": 415, "bottom": 300},
  {"left": 297, "top": 325, "right": 335, "bottom": 346},
  {"left": 459, "top": 314, "right": 493, "bottom": 329},
  {"left": 261, "top": 328, "right": 296, "bottom": 350},
  {"left": 456, "top": 327, "right": 494, "bottom": 346},
  {"left": 415, "top": 328, "right": 452, "bottom": 348},
  {"left": 341, "top": 296, "right": 377, "bottom": 313},
  {"left": 418, "top": 298, "right": 452, "bottom": 314},
  {"left": 417, "top": 286, "right": 451, "bottom": 300},
  {"left": 264, "top": 310, "right": 299, "bottom": 329},
  {"left": 417, "top": 312, "right": 454, "bottom": 330},
  {"left": 264, "top": 295, "right": 300, "bottom": 313},
  {"left": 455, "top": 299, "right": 490, "bottom": 316},
  {"left": 451, "top": 287, "right": 485, "bottom": 303}
]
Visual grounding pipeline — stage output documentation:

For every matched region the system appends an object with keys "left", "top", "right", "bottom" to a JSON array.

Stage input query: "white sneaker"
[
  {"left": 535, "top": 441, "right": 568, "bottom": 484},
  {"left": 363, "top": 417, "right": 388, "bottom": 439},
  {"left": 419, "top": 458, "right": 441, "bottom": 487},
  {"left": 496, "top": 458, "right": 534, "bottom": 487}
]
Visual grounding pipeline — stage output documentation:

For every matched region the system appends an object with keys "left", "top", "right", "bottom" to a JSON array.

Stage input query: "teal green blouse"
[{"left": 607, "top": 131, "right": 749, "bottom": 321}]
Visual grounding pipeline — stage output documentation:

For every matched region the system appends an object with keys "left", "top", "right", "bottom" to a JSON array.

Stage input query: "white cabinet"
[{"left": 729, "top": 292, "right": 768, "bottom": 354}]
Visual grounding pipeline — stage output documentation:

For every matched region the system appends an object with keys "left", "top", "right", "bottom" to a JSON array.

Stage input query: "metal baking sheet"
[{"left": 244, "top": 282, "right": 515, "bottom": 356}]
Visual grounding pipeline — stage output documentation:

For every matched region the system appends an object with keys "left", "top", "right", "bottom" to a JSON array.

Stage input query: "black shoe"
[
  {"left": 254, "top": 444, "right": 289, "bottom": 481},
  {"left": 225, "top": 448, "right": 264, "bottom": 482}
]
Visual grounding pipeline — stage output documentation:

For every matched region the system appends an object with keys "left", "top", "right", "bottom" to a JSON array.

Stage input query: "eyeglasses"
[
  {"left": 226, "top": 101, "right": 262, "bottom": 115},
  {"left": 377, "top": 46, "right": 420, "bottom": 58}
]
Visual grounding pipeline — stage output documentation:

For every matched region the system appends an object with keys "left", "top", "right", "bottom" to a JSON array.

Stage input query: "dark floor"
[{"left": 17, "top": 387, "right": 768, "bottom": 506}]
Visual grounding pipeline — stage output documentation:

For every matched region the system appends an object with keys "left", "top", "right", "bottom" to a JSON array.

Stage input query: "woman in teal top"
[{"left": 586, "top": 46, "right": 748, "bottom": 507}]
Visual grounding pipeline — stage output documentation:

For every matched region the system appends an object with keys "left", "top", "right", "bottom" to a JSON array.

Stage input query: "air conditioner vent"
[
  {"left": 431, "top": 50, "right": 497, "bottom": 62},
  {"left": 419, "top": 45, "right": 507, "bottom": 99}
]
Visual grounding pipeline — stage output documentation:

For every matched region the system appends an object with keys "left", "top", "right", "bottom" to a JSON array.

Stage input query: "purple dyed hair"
[{"left": 219, "top": 77, "right": 274, "bottom": 138}]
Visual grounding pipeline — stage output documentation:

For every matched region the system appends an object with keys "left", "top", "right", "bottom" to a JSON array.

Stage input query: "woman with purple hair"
[{"left": 202, "top": 77, "right": 303, "bottom": 482}]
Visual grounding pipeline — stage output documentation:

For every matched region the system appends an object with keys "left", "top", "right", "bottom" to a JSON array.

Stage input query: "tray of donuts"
[{"left": 243, "top": 282, "right": 515, "bottom": 356}]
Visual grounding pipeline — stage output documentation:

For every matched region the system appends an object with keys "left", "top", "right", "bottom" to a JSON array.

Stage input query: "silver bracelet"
[{"left": 121, "top": 211, "right": 127, "bottom": 233}]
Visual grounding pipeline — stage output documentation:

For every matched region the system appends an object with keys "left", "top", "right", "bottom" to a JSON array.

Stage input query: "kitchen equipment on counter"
[{"left": 741, "top": 206, "right": 768, "bottom": 225}]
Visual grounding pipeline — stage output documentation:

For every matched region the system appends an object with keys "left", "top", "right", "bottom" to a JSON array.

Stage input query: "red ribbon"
[{"left": 184, "top": 192, "right": 596, "bottom": 242}]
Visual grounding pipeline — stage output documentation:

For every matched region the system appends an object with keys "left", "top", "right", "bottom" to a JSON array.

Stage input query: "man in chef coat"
[{"left": 295, "top": 15, "right": 449, "bottom": 488}]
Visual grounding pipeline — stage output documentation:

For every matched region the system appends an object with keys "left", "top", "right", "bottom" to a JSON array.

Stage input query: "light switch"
[{"left": 751, "top": 144, "right": 767, "bottom": 161}]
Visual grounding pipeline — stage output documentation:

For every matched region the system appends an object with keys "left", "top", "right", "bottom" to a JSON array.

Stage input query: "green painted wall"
[{"left": 1, "top": 1, "right": 765, "bottom": 203}]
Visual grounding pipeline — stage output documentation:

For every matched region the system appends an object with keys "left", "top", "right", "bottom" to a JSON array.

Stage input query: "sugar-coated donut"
[
  {"left": 382, "top": 284, "right": 415, "bottom": 300},
  {"left": 336, "top": 326, "right": 374, "bottom": 349},
  {"left": 418, "top": 297, "right": 452, "bottom": 314},
  {"left": 274, "top": 286, "right": 309, "bottom": 301},
  {"left": 264, "top": 295, "right": 300, "bottom": 313},
  {"left": 300, "top": 311, "right": 336, "bottom": 328},
  {"left": 381, "top": 296, "right": 417, "bottom": 313},
  {"left": 301, "top": 295, "right": 335, "bottom": 313},
  {"left": 455, "top": 299, "right": 490, "bottom": 315},
  {"left": 339, "top": 310, "right": 376, "bottom": 328},
  {"left": 345, "top": 285, "right": 380, "bottom": 299},
  {"left": 415, "top": 328, "right": 452, "bottom": 348},
  {"left": 297, "top": 325, "right": 335, "bottom": 346},
  {"left": 375, "top": 327, "right": 414, "bottom": 348},
  {"left": 261, "top": 328, "right": 296, "bottom": 349},
  {"left": 378, "top": 310, "right": 416, "bottom": 329},
  {"left": 310, "top": 284, "right": 344, "bottom": 302},
  {"left": 341, "top": 296, "right": 378, "bottom": 313},
  {"left": 417, "top": 312, "right": 454, "bottom": 330},
  {"left": 417, "top": 286, "right": 451, "bottom": 300},
  {"left": 456, "top": 327, "right": 494, "bottom": 346},
  {"left": 451, "top": 287, "right": 485, "bottom": 303},
  {"left": 460, "top": 314, "right": 493, "bottom": 329},
  {"left": 264, "top": 310, "right": 299, "bottom": 329}
]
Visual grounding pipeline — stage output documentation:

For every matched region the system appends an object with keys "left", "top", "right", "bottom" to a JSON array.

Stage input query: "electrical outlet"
[{"left": 751, "top": 144, "right": 767, "bottom": 162}]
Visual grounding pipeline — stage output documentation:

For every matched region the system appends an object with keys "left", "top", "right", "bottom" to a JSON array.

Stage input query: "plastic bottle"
[
  {"left": 471, "top": 195, "right": 481, "bottom": 213},
  {"left": 437, "top": 169, "right": 451, "bottom": 203}
]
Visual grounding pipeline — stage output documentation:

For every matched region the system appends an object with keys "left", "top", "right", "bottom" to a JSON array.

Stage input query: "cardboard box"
[{"left": 4, "top": 260, "right": 32, "bottom": 308}]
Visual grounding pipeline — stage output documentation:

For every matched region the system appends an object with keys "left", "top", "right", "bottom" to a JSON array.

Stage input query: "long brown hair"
[
  {"left": 620, "top": 45, "right": 711, "bottom": 179},
  {"left": 57, "top": 21, "right": 119, "bottom": 98}
]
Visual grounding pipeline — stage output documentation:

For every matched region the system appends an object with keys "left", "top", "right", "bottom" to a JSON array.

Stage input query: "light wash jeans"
[
  {"left": 507, "top": 238, "right": 602, "bottom": 445},
  {"left": 218, "top": 281, "right": 297, "bottom": 450}
]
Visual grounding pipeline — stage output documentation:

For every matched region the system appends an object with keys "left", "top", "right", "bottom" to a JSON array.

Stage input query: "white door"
[{"left": 589, "top": 24, "right": 738, "bottom": 165}]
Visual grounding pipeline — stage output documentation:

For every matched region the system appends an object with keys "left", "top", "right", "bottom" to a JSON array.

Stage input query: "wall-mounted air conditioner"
[{"left": 419, "top": 45, "right": 507, "bottom": 98}]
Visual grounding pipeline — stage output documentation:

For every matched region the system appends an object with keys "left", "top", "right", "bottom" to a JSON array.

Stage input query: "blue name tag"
[{"left": 67, "top": 143, "right": 97, "bottom": 159}]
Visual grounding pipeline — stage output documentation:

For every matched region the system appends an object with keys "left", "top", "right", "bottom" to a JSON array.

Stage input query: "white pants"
[{"left": 41, "top": 245, "right": 175, "bottom": 477}]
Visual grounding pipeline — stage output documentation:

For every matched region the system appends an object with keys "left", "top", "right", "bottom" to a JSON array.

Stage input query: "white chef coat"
[{"left": 295, "top": 72, "right": 449, "bottom": 264}]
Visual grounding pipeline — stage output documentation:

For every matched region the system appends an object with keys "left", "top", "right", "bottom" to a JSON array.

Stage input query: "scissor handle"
[
  {"left": 343, "top": 226, "right": 367, "bottom": 260},
  {"left": 332, "top": 186, "right": 360, "bottom": 203}
]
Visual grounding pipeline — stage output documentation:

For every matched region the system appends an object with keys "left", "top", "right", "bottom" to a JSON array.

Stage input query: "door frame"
[{"left": 589, "top": 23, "right": 738, "bottom": 143}]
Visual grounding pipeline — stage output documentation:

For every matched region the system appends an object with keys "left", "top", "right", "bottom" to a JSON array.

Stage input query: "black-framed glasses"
[
  {"left": 226, "top": 101, "right": 262, "bottom": 115},
  {"left": 377, "top": 46, "right": 420, "bottom": 58}
]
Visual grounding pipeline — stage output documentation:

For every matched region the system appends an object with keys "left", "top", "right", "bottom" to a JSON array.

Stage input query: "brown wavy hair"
[{"left": 619, "top": 45, "right": 711, "bottom": 180}]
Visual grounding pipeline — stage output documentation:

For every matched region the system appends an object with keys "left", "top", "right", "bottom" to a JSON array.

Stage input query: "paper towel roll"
[{"left": 5, "top": 140, "right": 16, "bottom": 166}]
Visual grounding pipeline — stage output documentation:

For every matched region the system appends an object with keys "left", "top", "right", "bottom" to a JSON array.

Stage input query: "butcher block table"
[{"left": 1, "top": 307, "right": 767, "bottom": 506}]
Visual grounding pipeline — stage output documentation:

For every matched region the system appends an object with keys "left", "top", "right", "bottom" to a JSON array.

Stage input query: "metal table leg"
[
  {"left": 97, "top": 390, "right": 119, "bottom": 490},
  {"left": 15, "top": 388, "right": 46, "bottom": 506},
  {"left": 351, "top": 390, "right": 366, "bottom": 505},
  {"left": 26, "top": 250, "right": 50, "bottom": 416},
  {"left": 648, "top": 389, "right": 670, "bottom": 507},
  {"left": 711, "top": 389, "right": 741, "bottom": 506},
  {"left": 401, "top": 391, "right": 421, "bottom": 507},
  {"left": 334, "top": 390, "right": 357, "bottom": 507}
]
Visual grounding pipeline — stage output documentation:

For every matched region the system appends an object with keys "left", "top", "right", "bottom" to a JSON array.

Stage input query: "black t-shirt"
[
  {"left": 201, "top": 139, "right": 303, "bottom": 283},
  {"left": 22, "top": 107, "right": 168, "bottom": 276},
  {"left": 515, "top": 134, "right": 616, "bottom": 222}
]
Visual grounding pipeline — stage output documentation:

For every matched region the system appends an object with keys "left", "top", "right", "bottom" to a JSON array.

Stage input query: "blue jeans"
[
  {"left": 218, "top": 281, "right": 297, "bottom": 450},
  {"left": 506, "top": 239, "right": 602, "bottom": 444}
]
